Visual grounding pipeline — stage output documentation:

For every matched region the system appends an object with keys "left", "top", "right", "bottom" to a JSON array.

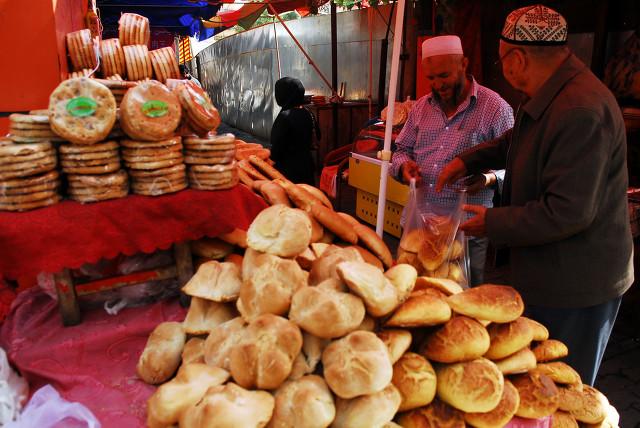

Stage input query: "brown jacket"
[{"left": 460, "top": 54, "right": 634, "bottom": 308}]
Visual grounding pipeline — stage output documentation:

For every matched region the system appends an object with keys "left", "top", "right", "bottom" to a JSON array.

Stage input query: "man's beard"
[{"left": 432, "top": 77, "right": 465, "bottom": 107}]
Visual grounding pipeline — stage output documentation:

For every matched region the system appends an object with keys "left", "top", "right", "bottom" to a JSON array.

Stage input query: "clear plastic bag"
[
  {"left": 397, "top": 179, "right": 470, "bottom": 287},
  {"left": 0, "top": 348, "right": 28, "bottom": 425},
  {"left": 5, "top": 385, "right": 100, "bottom": 428}
]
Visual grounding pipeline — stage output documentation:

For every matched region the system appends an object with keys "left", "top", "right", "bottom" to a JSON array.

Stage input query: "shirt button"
[
  {"left": 445, "top": 126, "right": 449, "bottom": 130},
  {"left": 440, "top": 145, "right": 444, "bottom": 149},
  {"left": 433, "top": 164, "right": 437, "bottom": 168}
]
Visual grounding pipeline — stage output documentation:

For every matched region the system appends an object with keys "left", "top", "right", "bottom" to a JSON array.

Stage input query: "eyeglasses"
[{"left": 493, "top": 48, "right": 520, "bottom": 67}]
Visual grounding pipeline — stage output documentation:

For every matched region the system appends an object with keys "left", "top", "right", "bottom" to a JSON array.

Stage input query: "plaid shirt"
[{"left": 391, "top": 77, "right": 514, "bottom": 207}]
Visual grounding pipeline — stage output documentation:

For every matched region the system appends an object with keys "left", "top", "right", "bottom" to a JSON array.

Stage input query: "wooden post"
[
  {"left": 174, "top": 242, "right": 194, "bottom": 307},
  {"left": 54, "top": 268, "right": 81, "bottom": 326}
]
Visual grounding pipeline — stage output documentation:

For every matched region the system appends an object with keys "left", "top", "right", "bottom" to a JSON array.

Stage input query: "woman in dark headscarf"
[{"left": 270, "top": 77, "right": 320, "bottom": 185}]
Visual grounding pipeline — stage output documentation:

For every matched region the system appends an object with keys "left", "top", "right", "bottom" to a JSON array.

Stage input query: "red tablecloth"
[{"left": 0, "top": 186, "right": 267, "bottom": 280}]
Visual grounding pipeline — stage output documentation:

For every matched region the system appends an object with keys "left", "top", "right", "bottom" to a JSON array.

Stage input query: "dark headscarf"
[{"left": 275, "top": 77, "right": 305, "bottom": 110}]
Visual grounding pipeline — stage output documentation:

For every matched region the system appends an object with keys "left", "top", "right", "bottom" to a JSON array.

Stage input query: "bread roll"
[
  {"left": 494, "top": 347, "right": 537, "bottom": 375},
  {"left": 304, "top": 210, "right": 324, "bottom": 242},
  {"left": 399, "top": 228, "right": 425, "bottom": 253},
  {"left": 337, "top": 261, "right": 399, "bottom": 317},
  {"left": 355, "top": 315, "right": 376, "bottom": 332},
  {"left": 268, "top": 375, "right": 335, "bottom": 428},
  {"left": 533, "top": 339, "right": 569, "bottom": 362},
  {"left": 204, "top": 317, "right": 246, "bottom": 370},
  {"left": 295, "top": 246, "right": 316, "bottom": 270},
  {"left": 464, "top": 379, "right": 520, "bottom": 428},
  {"left": 260, "top": 181, "right": 291, "bottom": 206},
  {"left": 523, "top": 316, "right": 550, "bottom": 341},
  {"left": 183, "top": 297, "right": 236, "bottom": 335},
  {"left": 191, "top": 237, "right": 234, "bottom": 259},
  {"left": 397, "top": 400, "right": 466, "bottom": 428},
  {"left": 182, "top": 337, "right": 205, "bottom": 364},
  {"left": 317, "top": 277, "right": 348, "bottom": 292},
  {"left": 137, "top": 322, "right": 185, "bottom": 384},
  {"left": 384, "top": 263, "right": 417, "bottom": 303},
  {"left": 310, "top": 203, "right": 358, "bottom": 244},
  {"left": 332, "top": 384, "right": 401, "bottom": 428},
  {"left": 247, "top": 205, "right": 312, "bottom": 257},
  {"left": 237, "top": 252, "right": 307, "bottom": 321},
  {"left": 353, "top": 223, "right": 393, "bottom": 268},
  {"left": 385, "top": 289, "right": 451, "bottom": 328},
  {"left": 182, "top": 261, "right": 242, "bottom": 302},
  {"left": 392, "top": 352, "right": 437, "bottom": 411},
  {"left": 484, "top": 317, "right": 534, "bottom": 360},
  {"left": 218, "top": 228, "right": 248, "bottom": 248},
  {"left": 414, "top": 276, "right": 463, "bottom": 295},
  {"left": 446, "top": 284, "right": 524, "bottom": 323},
  {"left": 309, "top": 245, "right": 363, "bottom": 285},
  {"left": 552, "top": 411, "right": 579, "bottom": 428},
  {"left": 570, "top": 385, "right": 608, "bottom": 424},
  {"left": 146, "top": 363, "right": 229, "bottom": 427},
  {"left": 289, "top": 285, "right": 365, "bottom": 339},
  {"left": 301, "top": 332, "right": 330, "bottom": 373},
  {"left": 420, "top": 316, "right": 490, "bottom": 363},
  {"left": 377, "top": 329, "right": 412, "bottom": 364},
  {"left": 436, "top": 358, "right": 504, "bottom": 412},
  {"left": 180, "top": 382, "right": 274, "bottom": 428},
  {"left": 534, "top": 362, "right": 581, "bottom": 385},
  {"left": 346, "top": 245, "right": 383, "bottom": 270},
  {"left": 417, "top": 231, "right": 450, "bottom": 271},
  {"left": 557, "top": 384, "right": 584, "bottom": 412},
  {"left": 512, "top": 371, "right": 559, "bottom": 419},
  {"left": 322, "top": 331, "right": 393, "bottom": 399},
  {"left": 230, "top": 314, "right": 302, "bottom": 390}
]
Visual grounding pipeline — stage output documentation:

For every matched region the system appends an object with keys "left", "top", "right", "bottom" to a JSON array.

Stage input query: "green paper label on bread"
[
  {"left": 142, "top": 100, "right": 169, "bottom": 118},
  {"left": 66, "top": 97, "right": 97, "bottom": 117}
]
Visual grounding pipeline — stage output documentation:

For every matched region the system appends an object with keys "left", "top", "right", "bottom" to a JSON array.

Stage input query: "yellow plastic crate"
[{"left": 348, "top": 154, "right": 409, "bottom": 238}]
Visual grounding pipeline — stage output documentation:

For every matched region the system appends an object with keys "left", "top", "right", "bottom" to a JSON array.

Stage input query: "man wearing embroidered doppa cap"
[
  {"left": 390, "top": 34, "right": 513, "bottom": 286},
  {"left": 437, "top": 5, "right": 634, "bottom": 386}
]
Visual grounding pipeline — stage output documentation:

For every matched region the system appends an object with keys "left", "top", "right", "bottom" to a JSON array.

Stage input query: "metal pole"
[
  {"left": 331, "top": 1, "right": 339, "bottom": 152},
  {"left": 375, "top": 0, "right": 406, "bottom": 237},
  {"left": 377, "top": 0, "right": 396, "bottom": 115},
  {"left": 267, "top": 2, "right": 338, "bottom": 97},
  {"left": 273, "top": 19, "right": 282, "bottom": 79}
]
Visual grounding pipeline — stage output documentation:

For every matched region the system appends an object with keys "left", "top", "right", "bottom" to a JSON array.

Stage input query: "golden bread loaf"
[
  {"left": 484, "top": 317, "right": 534, "bottom": 360},
  {"left": 385, "top": 289, "right": 452, "bottom": 328},
  {"left": 310, "top": 202, "right": 359, "bottom": 244},
  {"left": 229, "top": 314, "right": 302, "bottom": 390},
  {"left": 203, "top": 317, "right": 246, "bottom": 370},
  {"left": 332, "top": 384, "right": 401, "bottom": 428},
  {"left": 322, "top": 331, "right": 393, "bottom": 399},
  {"left": 384, "top": 263, "right": 418, "bottom": 303},
  {"left": 446, "top": 284, "right": 524, "bottom": 323},
  {"left": 179, "top": 382, "right": 274, "bottom": 428},
  {"left": 288, "top": 285, "right": 365, "bottom": 339},
  {"left": 551, "top": 411, "right": 579, "bottom": 428},
  {"left": 217, "top": 228, "right": 248, "bottom": 248},
  {"left": 353, "top": 223, "right": 393, "bottom": 268},
  {"left": 494, "top": 347, "right": 537, "bottom": 375},
  {"left": 420, "top": 316, "right": 490, "bottom": 363},
  {"left": 391, "top": 352, "right": 437, "bottom": 411},
  {"left": 534, "top": 362, "right": 582, "bottom": 385},
  {"left": 297, "top": 183, "right": 333, "bottom": 208},
  {"left": 182, "top": 297, "right": 236, "bottom": 335},
  {"left": 182, "top": 261, "right": 242, "bottom": 302},
  {"left": 377, "top": 329, "right": 412, "bottom": 364},
  {"left": 569, "top": 385, "right": 609, "bottom": 424},
  {"left": 247, "top": 205, "right": 312, "bottom": 257},
  {"left": 512, "top": 371, "right": 560, "bottom": 419},
  {"left": 464, "top": 379, "right": 520, "bottom": 428},
  {"left": 397, "top": 400, "right": 466, "bottom": 428},
  {"left": 436, "top": 358, "right": 504, "bottom": 413},
  {"left": 533, "top": 339, "right": 569, "bottom": 362},
  {"left": 414, "top": 276, "right": 463, "bottom": 295},
  {"left": 146, "top": 363, "right": 229, "bottom": 427},
  {"left": 557, "top": 384, "right": 584, "bottom": 412},
  {"left": 181, "top": 337, "right": 205, "bottom": 365},
  {"left": 136, "top": 321, "right": 185, "bottom": 384},
  {"left": 522, "top": 316, "right": 550, "bottom": 341},
  {"left": 309, "top": 245, "right": 363, "bottom": 285},
  {"left": 337, "top": 261, "right": 399, "bottom": 317},
  {"left": 268, "top": 375, "right": 335, "bottom": 428}
]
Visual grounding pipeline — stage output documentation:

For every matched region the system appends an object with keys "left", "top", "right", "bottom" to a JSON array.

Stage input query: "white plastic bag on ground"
[
  {"left": 0, "top": 348, "right": 28, "bottom": 424},
  {"left": 5, "top": 385, "right": 100, "bottom": 428}
]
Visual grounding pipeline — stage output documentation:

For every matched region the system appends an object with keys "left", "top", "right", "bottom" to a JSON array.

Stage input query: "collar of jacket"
[{"left": 522, "top": 54, "right": 586, "bottom": 120}]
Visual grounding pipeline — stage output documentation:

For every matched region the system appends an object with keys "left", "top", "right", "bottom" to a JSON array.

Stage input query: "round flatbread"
[
  {"left": 61, "top": 150, "right": 119, "bottom": 161},
  {"left": 48, "top": 78, "right": 117, "bottom": 144},
  {"left": 127, "top": 163, "right": 185, "bottom": 178},
  {"left": 28, "top": 109, "right": 50, "bottom": 116},
  {"left": 9, "top": 113, "right": 49, "bottom": 124},
  {"left": 184, "top": 133, "right": 235, "bottom": 146},
  {"left": 9, "top": 128, "right": 59, "bottom": 138},
  {"left": 9, "top": 135, "right": 65, "bottom": 143},
  {"left": 132, "top": 180, "right": 186, "bottom": 196},
  {"left": 0, "top": 190, "right": 58, "bottom": 204},
  {"left": 0, "top": 180, "right": 59, "bottom": 196},
  {"left": 184, "top": 143, "right": 236, "bottom": 153},
  {"left": 59, "top": 141, "right": 119, "bottom": 154},
  {"left": 126, "top": 157, "right": 183, "bottom": 170},
  {"left": 189, "top": 163, "right": 239, "bottom": 173},
  {"left": 61, "top": 157, "right": 119, "bottom": 168},
  {"left": 67, "top": 170, "right": 128, "bottom": 186},
  {"left": 9, "top": 122, "right": 51, "bottom": 131},
  {"left": 0, "top": 151, "right": 55, "bottom": 166},
  {"left": 68, "top": 183, "right": 128, "bottom": 195},
  {"left": 0, "top": 170, "right": 59, "bottom": 189},
  {"left": 120, "top": 81, "right": 181, "bottom": 141},
  {"left": 62, "top": 162, "right": 121, "bottom": 175},
  {"left": 69, "top": 187, "right": 128, "bottom": 203},
  {"left": 132, "top": 171, "right": 185, "bottom": 184},
  {"left": 0, "top": 142, "right": 53, "bottom": 157},
  {"left": 184, "top": 154, "right": 234, "bottom": 164},
  {"left": 176, "top": 81, "right": 221, "bottom": 131},
  {"left": 123, "top": 152, "right": 183, "bottom": 163},
  {"left": 122, "top": 144, "right": 182, "bottom": 157},
  {"left": 190, "top": 178, "right": 238, "bottom": 191},
  {"left": 0, "top": 158, "right": 56, "bottom": 172},
  {"left": 0, "top": 195, "right": 60, "bottom": 211},
  {"left": 120, "top": 136, "right": 181, "bottom": 149}
]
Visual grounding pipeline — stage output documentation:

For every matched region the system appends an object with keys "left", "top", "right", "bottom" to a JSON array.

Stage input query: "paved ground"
[{"left": 225, "top": 122, "right": 640, "bottom": 427}]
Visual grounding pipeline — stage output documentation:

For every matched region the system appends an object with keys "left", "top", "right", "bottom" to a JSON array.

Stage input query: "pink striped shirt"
[{"left": 391, "top": 78, "right": 514, "bottom": 207}]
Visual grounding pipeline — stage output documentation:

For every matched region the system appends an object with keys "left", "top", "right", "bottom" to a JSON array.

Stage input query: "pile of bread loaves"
[{"left": 137, "top": 200, "right": 619, "bottom": 427}]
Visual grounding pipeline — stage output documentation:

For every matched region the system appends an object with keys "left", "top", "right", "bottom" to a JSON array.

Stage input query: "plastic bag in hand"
[{"left": 0, "top": 348, "right": 28, "bottom": 424}]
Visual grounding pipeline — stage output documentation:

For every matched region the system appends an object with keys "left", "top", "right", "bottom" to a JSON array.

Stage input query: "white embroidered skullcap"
[
  {"left": 501, "top": 4, "right": 568, "bottom": 45},
  {"left": 422, "top": 35, "right": 463, "bottom": 60}
]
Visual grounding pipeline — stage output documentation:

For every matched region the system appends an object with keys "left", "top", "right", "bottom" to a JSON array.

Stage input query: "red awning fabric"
[{"left": 202, "top": 0, "right": 311, "bottom": 29}]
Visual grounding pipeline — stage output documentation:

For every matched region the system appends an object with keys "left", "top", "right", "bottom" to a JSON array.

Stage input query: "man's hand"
[
  {"left": 401, "top": 160, "right": 422, "bottom": 185},
  {"left": 460, "top": 204, "right": 487, "bottom": 237},
  {"left": 463, "top": 173, "right": 497, "bottom": 195},
  {"left": 435, "top": 158, "right": 467, "bottom": 192}
]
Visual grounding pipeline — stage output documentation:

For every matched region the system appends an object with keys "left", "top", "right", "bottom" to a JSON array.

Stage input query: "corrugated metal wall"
[{"left": 196, "top": 5, "right": 397, "bottom": 140}]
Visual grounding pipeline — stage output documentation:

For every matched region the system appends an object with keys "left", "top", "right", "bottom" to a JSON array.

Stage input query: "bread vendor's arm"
[
  {"left": 484, "top": 108, "right": 611, "bottom": 247},
  {"left": 390, "top": 107, "right": 419, "bottom": 180}
]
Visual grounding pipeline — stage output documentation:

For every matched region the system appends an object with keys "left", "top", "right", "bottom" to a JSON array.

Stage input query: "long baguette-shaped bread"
[
  {"left": 298, "top": 183, "right": 332, "bottom": 209},
  {"left": 248, "top": 154, "right": 287, "bottom": 180},
  {"left": 260, "top": 181, "right": 291, "bottom": 206},
  {"left": 310, "top": 203, "right": 358, "bottom": 244},
  {"left": 237, "top": 168, "right": 254, "bottom": 187},
  {"left": 276, "top": 179, "right": 323, "bottom": 211},
  {"left": 238, "top": 159, "right": 268, "bottom": 181},
  {"left": 354, "top": 224, "right": 393, "bottom": 268}
]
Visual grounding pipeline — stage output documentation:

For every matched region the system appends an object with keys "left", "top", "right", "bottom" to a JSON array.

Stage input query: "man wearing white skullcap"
[
  {"left": 391, "top": 34, "right": 514, "bottom": 286},
  {"left": 438, "top": 5, "right": 633, "bottom": 386}
]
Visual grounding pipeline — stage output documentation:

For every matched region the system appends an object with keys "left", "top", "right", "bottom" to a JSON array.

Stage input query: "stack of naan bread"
[{"left": 137, "top": 184, "right": 619, "bottom": 427}]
